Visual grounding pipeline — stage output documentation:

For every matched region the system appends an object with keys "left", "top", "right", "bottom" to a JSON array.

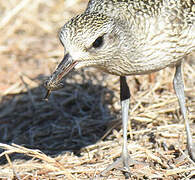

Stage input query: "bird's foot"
[{"left": 100, "top": 155, "right": 145, "bottom": 178}]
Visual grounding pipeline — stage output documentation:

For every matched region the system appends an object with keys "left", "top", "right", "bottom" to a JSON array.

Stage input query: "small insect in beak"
[{"left": 44, "top": 53, "right": 78, "bottom": 100}]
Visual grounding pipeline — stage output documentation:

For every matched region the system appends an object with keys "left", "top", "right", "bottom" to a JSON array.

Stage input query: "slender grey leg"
[
  {"left": 101, "top": 76, "right": 131, "bottom": 177},
  {"left": 173, "top": 63, "right": 195, "bottom": 161},
  {"left": 120, "top": 76, "right": 131, "bottom": 174}
]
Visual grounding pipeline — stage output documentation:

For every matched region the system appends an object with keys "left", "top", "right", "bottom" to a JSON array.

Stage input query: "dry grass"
[{"left": 0, "top": 0, "right": 194, "bottom": 179}]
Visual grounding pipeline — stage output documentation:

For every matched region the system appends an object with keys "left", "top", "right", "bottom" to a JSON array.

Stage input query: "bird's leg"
[
  {"left": 101, "top": 76, "right": 133, "bottom": 177},
  {"left": 173, "top": 63, "right": 195, "bottom": 161},
  {"left": 120, "top": 76, "right": 131, "bottom": 174}
]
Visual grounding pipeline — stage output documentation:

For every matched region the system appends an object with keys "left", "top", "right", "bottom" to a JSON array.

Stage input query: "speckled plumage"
[{"left": 56, "top": 0, "right": 195, "bottom": 77}]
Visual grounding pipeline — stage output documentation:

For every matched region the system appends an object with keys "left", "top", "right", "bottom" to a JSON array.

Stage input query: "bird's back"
[
  {"left": 86, "top": 1, "right": 193, "bottom": 21},
  {"left": 86, "top": 0, "right": 195, "bottom": 45}
]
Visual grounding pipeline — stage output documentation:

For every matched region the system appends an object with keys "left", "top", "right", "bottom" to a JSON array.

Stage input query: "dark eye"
[{"left": 92, "top": 36, "right": 104, "bottom": 48}]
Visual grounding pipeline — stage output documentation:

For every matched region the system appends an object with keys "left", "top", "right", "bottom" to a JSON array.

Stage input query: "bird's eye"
[{"left": 92, "top": 36, "right": 104, "bottom": 48}]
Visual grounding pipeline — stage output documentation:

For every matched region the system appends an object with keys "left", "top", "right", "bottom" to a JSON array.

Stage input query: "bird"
[{"left": 44, "top": 0, "right": 195, "bottom": 177}]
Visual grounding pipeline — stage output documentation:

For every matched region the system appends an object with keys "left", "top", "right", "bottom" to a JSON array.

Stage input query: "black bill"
[{"left": 44, "top": 53, "right": 77, "bottom": 100}]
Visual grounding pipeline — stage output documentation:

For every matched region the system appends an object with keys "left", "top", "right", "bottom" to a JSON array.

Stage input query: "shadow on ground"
[{"left": 0, "top": 70, "right": 116, "bottom": 161}]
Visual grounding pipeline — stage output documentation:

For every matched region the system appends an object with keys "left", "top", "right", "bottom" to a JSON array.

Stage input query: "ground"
[{"left": 0, "top": 0, "right": 195, "bottom": 179}]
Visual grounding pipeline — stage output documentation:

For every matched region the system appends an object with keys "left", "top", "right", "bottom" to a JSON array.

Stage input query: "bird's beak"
[{"left": 44, "top": 53, "right": 77, "bottom": 100}]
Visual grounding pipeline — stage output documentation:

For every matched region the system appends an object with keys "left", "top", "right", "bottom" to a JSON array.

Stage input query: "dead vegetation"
[{"left": 0, "top": 0, "right": 194, "bottom": 179}]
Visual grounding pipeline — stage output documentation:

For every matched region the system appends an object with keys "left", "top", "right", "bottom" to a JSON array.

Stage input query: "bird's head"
[
  {"left": 59, "top": 12, "right": 126, "bottom": 71},
  {"left": 44, "top": 12, "right": 135, "bottom": 97}
]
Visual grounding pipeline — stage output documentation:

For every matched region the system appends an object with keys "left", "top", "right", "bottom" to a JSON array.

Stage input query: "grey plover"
[{"left": 45, "top": 0, "right": 195, "bottom": 176}]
